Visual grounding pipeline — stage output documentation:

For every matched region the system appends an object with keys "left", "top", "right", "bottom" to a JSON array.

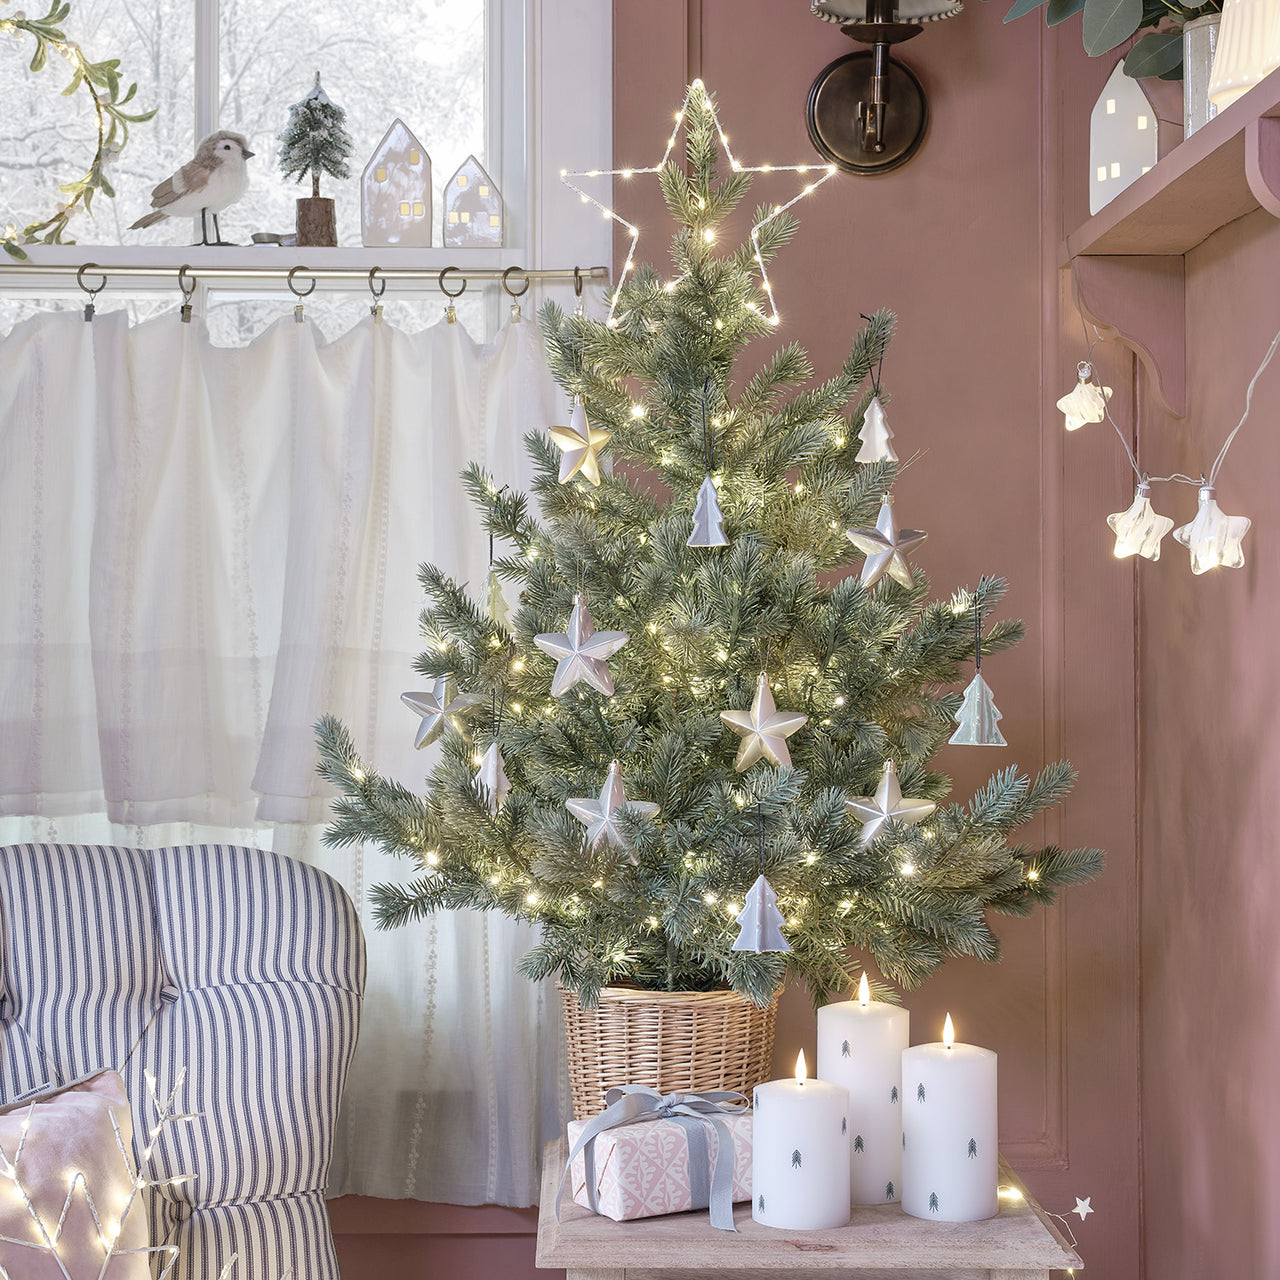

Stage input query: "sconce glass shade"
[
  {"left": 812, "top": 0, "right": 963, "bottom": 22},
  {"left": 1172, "top": 485, "right": 1251, "bottom": 573},
  {"left": 1207, "top": 0, "right": 1280, "bottom": 108}
]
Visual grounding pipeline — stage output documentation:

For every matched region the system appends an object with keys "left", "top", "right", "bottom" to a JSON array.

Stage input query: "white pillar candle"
[
  {"left": 752, "top": 1050, "right": 851, "bottom": 1230},
  {"left": 817, "top": 973, "right": 909, "bottom": 1204},
  {"left": 901, "top": 1014, "right": 998, "bottom": 1222}
]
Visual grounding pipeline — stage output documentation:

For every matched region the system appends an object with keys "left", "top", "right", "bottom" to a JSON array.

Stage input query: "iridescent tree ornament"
[
  {"left": 720, "top": 672, "right": 808, "bottom": 771},
  {"left": 846, "top": 494, "right": 927, "bottom": 590},
  {"left": 1173, "top": 483, "right": 1251, "bottom": 573},
  {"left": 845, "top": 760, "right": 935, "bottom": 845},
  {"left": 401, "top": 677, "right": 485, "bottom": 749},
  {"left": 1056, "top": 361, "right": 1113, "bottom": 432},
  {"left": 474, "top": 742, "right": 510, "bottom": 815},
  {"left": 534, "top": 593, "right": 630, "bottom": 696},
  {"left": 688, "top": 474, "right": 729, "bottom": 547},
  {"left": 855, "top": 395, "right": 897, "bottom": 464},
  {"left": 566, "top": 759, "right": 659, "bottom": 862},
  {"left": 950, "top": 609, "right": 1006, "bottom": 747},
  {"left": 549, "top": 397, "right": 611, "bottom": 486},
  {"left": 1107, "top": 479, "right": 1175, "bottom": 561},
  {"left": 732, "top": 874, "right": 791, "bottom": 953},
  {"left": 486, "top": 565, "right": 513, "bottom": 628}
]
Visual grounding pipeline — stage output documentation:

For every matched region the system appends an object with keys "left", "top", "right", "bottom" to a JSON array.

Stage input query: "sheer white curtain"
[{"left": 0, "top": 302, "right": 574, "bottom": 1205}]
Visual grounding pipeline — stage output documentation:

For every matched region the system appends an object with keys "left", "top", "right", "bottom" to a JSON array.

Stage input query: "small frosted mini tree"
[{"left": 278, "top": 71, "right": 352, "bottom": 246}]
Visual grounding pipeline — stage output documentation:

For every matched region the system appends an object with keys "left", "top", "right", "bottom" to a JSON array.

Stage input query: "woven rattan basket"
[{"left": 560, "top": 985, "right": 778, "bottom": 1119}]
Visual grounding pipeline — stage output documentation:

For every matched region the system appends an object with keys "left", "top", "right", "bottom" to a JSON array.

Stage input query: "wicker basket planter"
[{"left": 560, "top": 985, "right": 778, "bottom": 1119}]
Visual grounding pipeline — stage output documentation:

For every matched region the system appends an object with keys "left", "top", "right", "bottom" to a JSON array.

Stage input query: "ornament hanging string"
[
  {"left": 974, "top": 606, "right": 982, "bottom": 674},
  {"left": 861, "top": 313, "right": 886, "bottom": 396},
  {"left": 701, "top": 378, "right": 715, "bottom": 472},
  {"left": 756, "top": 804, "right": 765, "bottom": 877}
]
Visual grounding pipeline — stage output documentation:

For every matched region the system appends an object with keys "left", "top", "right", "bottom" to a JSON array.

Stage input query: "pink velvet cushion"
[{"left": 0, "top": 1071, "right": 150, "bottom": 1279}]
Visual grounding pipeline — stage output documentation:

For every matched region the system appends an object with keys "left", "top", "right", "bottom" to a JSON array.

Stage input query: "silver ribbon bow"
[{"left": 557, "top": 1084, "right": 750, "bottom": 1232}]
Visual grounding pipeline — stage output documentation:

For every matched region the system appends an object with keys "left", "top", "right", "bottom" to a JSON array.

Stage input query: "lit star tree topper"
[
  {"left": 845, "top": 760, "right": 936, "bottom": 845},
  {"left": 401, "top": 678, "right": 485, "bottom": 749},
  {"left": 566, "top": 760, "right": 659, "bottom": 863},
  {"left": 534, "top": 593, "right": 629, "bottom": 696},
  {"left": 720, "top": 672, "right": 807, "bottom": 771},
  {"left": 846, "top": 494, "right": 927, "bottom": 590}
]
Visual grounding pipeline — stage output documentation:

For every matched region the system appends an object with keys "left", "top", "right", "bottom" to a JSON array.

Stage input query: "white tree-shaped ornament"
[
  {"left": 401, "top": 677, "right": 486, "bottom": 749},
  {"left": 1108, "top": 480, "right": 1175, "bottom": 560},
  {"left": 732, "top": 874, "right": 792, "bottom": 953},
  {"left": 475, "top": 742, "right": 510, "bottom": 815},
  {"left": 950, "top": 674, "right": 1006, "bottom": 747},
  {"left": 688, "top": 474, "right": 729, "bottom": 547},
  {"left": 549, "top": 398, "right": 611, "bottom": 486},
  {"left": 855, "top": 395, "right": 897, "bottom": 464},
  {"left": 566, "top": 760, "right": 659, "bottom": 862},
  {"left": 1057, "top": 361, "right": 1113, "bottom": 431},
  {"left": 486, "top": 566, "right": 513, "bottom": 628},
  {"left": 534, "top": 594, "right": 629, "bottom": 697},
  {"left": 845, "top": 760, "right": 936, "bottom": 844},
  {"left": 1173, "top": 484, "right": 1251, "bottom": 573}
]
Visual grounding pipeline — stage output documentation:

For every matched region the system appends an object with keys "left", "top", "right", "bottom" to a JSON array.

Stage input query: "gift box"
[{"left": 567, "top": 1108, "right": 753, "bottom": 1222}]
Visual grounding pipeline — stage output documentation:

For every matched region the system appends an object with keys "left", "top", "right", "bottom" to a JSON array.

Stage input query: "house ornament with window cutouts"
[
  {"left": 0, "top": 2, "right": 157, "bottom": 260},
  {"left": 1088, "top": 61, "right": 1180, "bottom": 216},
  {"left": 443, "top": 155, "right": 503, "bottom": 247},
  {"left": 362, "top": 118, "right": 432, "bottom": 247}
]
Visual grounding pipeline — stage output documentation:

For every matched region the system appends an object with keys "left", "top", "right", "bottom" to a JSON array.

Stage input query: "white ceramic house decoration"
[
  {"left": 443, "top": 155, "right": 503, "bottom": 248},
  {"left": 362, "top": 118, "right": 432, "bottom": 248},
  {"left": 1089, "top": 62, "right": 1161, "bottom": 215}
]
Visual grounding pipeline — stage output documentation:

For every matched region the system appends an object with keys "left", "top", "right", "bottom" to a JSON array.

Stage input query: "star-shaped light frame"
[{"left": 560, "top": 78, "right": 838, "bottom": 328}]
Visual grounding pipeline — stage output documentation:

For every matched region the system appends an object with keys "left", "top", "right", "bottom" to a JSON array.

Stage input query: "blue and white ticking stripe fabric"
[{"left": 0, "top": 843, "right": 365, "bottom": 1280}]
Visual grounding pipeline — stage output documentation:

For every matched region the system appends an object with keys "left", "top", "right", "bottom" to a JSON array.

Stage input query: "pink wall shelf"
[{"left": 1064, "top": 67, "right": 1280, "bottom": 417}]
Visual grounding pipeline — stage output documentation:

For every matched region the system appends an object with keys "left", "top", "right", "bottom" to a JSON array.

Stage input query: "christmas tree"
[
  {"left": 277, "top": 71, "right": 353, "bottom": 199},
  {"left": 316, "top": 82, "right": 1103, "bottom": 1009}
]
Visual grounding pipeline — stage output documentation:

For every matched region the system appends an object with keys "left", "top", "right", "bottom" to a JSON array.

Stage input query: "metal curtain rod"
[{"left": 0, "top": 262, "right": 610, "bottom": 285}]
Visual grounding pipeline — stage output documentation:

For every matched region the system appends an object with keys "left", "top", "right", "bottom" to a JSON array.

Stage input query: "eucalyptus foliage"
[{"left": 316, "top": 82, "right": 1103, "bottom": 1010}]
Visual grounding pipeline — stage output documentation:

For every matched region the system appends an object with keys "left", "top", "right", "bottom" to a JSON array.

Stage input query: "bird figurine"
[{"left": 130, "top": 131, "right": 255, "bottom": 245}]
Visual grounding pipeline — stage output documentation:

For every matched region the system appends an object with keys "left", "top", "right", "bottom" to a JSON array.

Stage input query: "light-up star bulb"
[
  {"left": 1107, "top": 480, "right": 1175, "bottom": 561},
  {"left": 1057, "top": 361, "right": 1113, "bottom": 431},
  {"left": 1172, "top": 484, "right": 1251, "bottom": 573},
  {"left": 560, "top": 78, "right": 838, "bottom": 326}
]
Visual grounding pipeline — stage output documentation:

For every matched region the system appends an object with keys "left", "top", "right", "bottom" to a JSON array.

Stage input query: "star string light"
[{"left": 560, "top": 78, "right": 838, "bottom": 328}]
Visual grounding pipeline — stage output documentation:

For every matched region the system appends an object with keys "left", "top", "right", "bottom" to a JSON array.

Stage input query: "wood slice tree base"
[{"left": 296, "top": 197, "right": 337, "bottom": 247}]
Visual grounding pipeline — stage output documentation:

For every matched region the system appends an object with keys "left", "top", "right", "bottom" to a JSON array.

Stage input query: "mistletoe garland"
[{"left": 0, "top": 1, "right": 157, "bottom": 259}]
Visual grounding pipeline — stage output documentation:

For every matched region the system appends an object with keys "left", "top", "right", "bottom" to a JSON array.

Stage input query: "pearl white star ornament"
[
  {"left": 475, "top": 742, "right": 510, "bottom": 814},
  {"left": 1108, "top": 480, "right": 1175, "bottom": 561},
  {"left": 720, "top": 672, "right": 808, "bottom": 771},
  {"left": 845, "top": 760, "right": 936, "bottom": 845},
  {"left": 566, "top": 760, "right": 660, "bottom": 862},
  {"left": 1173, "top": 484, "right": 1251, "bottom": 574},
  {"left": 1072, "top": 1195, "right": 1094, "bottom": 1220},
  {"left": 846, "top": 494, "right": 927, "bottom": 590},
  {"left": 549, "top": 397, "right": 611, "bottom": 486},
  {"left": 534, "top": 594, "right": 629, "bottom": 696},
  {"left": 401, "top": 678, "right": 486, "bottom": 749},
  {"left": 1057, "top": 361, "right": 1113, "bottom": 431}
]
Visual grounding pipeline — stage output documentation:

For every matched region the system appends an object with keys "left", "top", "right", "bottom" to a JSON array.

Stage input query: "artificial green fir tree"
[
  {"left": 277, "top": 71, "right": 352, "bottom": 200},
  {"left": 316, "top": 82, "right": 1103, "bottom": 1009}
]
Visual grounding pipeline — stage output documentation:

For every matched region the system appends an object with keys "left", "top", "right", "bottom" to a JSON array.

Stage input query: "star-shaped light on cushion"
[
  {"left": 720, "top": 672, "right": 807, "bottom": 771},
  {"left": 401, "top": 677, "right": 486, "bottom": 749},
  {"left": 846, "top": 494, "right": 927, "bottom": 591},
  {"left": 1072, "top": 1195, "right": 1094, "bottom": 1220},
  {"left": 534, "top": 593, "right": 629, "bottom": 697},
  {"left": 567, "top": 760, "right": 660, "bottom": 863},
  {"left": 845, "top": 759, "right": 935, "bottom": 845},
  {"left": 560, "top": 78, "right": 837, "bottom": 327},
  {"left": 549, "top": 398, "right": 611, "bottom": 486}
]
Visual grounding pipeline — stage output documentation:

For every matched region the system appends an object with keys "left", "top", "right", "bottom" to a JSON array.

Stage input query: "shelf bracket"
[
  {"left": 1070, "top": 254, "right": 1186, "bottom": 418},
  {"left": 1245, "top": 113, "right": 1280, "bottom": 217}
]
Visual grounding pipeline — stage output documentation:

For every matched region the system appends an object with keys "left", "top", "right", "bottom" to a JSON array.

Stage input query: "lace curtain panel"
[{"left": 0, "top": 305, "right": 572, "bottom": 1205}]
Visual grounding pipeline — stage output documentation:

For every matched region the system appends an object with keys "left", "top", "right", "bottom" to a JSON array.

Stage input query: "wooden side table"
[{"left": 535, "top": 1138, "right": 1081, "bottom": 1279}]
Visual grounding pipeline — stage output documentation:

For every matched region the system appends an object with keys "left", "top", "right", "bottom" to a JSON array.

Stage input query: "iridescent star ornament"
[
  {"left": 720, "top": 672, "right": 808, "bottom": 771},
  {"left": 1173, "top": 483, "right": 1251, "bottom": 573},
  {"left": 1057, "top": 361, "right": 1113, "bottom": 432},
  {"left": 846, "top": 494, "right": 927, "bottom": 590},
  {"left": 549, "top": 397, "right": 611, "bottom": 486},
  {"left": 845, "top": 759, "right": 936, "bottom": 845},
  {"left": 534, "top": 593, "right": 629, "bottom": 696},
  {"left": 566, "top": 760, "right": 660, "bottom": 862},
  {"left": 560, "top": 78, "right": 838, "bottom": 327},
  {"left": 401, "top": 677, "right": 486, "bottom": 749},
  {"left": 1107, "top": 480, "right": 1174, "bottom": 561}
]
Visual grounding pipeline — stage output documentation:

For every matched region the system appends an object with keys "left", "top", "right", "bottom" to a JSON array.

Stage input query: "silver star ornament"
[
  {"left": 846, "top": 494, "right": 927, "bottom": 590},
  {"left": 549, "top": 397, "right": 611, "bottom": 486},
  {"left": 566, "top": 760, "right": 659, "bottom": 863},
  {"left": 534, "top": 594, "right": 629, "bottom": 697},
  {"left": 720, "top": 672, "right": 808, "bottom": 771},
  {"left": 475, "top": 742, "right": 511, "bottom": 815},
  {"left": 401, "top": 678, "right": 486, "bottom": 749},
  {"left": 845, "top": 759, "right": 936, "bottom": 845}
]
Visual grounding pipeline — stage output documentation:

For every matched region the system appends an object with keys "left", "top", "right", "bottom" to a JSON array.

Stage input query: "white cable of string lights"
[{"left": 997, "top": 1182, "right": 1092, "bottom": 1276}]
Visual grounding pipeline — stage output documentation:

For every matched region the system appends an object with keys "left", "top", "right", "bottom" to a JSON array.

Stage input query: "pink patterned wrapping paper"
[{"left": 567, "top": 1112, "right": 753, "bottom": 1221}]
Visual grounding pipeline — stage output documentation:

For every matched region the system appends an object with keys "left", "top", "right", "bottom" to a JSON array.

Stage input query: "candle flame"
[
  {"left": 795, "top": 1049, "right": 807, "bottom": 1083},
  {"left": 943, "top": 1013, "right": 955, "bottom": 1049},
  {"left": 858, "top": 973, "right": 870, "bottom": 1007}
]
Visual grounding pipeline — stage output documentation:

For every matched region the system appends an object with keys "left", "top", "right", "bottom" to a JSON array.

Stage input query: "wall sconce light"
[{"left": 807, "top": 0, "right": 960, "bottom": 174}]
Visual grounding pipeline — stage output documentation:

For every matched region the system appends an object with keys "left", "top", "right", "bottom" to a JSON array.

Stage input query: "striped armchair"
[{"left": 0, "top": 843, "right": 365, "bottom": 1279}]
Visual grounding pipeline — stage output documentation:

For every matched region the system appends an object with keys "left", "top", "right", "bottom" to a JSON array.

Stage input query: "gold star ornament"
[
  {"left": 720, "top": 672, "right": 807, "bottom": 771},
  {"left": 549, "top": 397, "right": 611, "bottom": 486}
]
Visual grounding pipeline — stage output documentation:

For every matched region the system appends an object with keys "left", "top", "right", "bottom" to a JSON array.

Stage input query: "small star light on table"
[
  {"left": 846, "top": 494, "right": 927, "bottom": 590},
  {"left": 566, "top": 760, "right": 659, "bottom": 863},
  {"left": 720, "top": 672, "right": 808, "bottom": 771},
  {"left": 1056, "top": 361, "right": 1113, "bottom": 431},
  {"left": 401, "top": 677, "right": 485, "bottom": 749},
  {"left": 845, "top": 760, "right": 936, "bottom": 845},
  {"left": 534, "top": 594, "right": 629, "bottom": 697},
  {"left": 560, "top": 78, "right": 838, "bottom": 327}
]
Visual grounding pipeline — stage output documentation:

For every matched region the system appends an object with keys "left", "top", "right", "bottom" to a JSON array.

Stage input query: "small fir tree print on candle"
[
  {"left": 886, "top": 1181, "right": 895, "bottom": 1199},
  {"left": 758, "top": 1194, "right": 765, "bottom": 1214},
  {"left": 853, "top": 1134, "right": 864, "bottom": 1153},
  {"left": 842, "top": 1040, "right": 851, "bottom": 1058},
  {"left": 968, "top": 1138, "right": 978, "bottom": 1158},
  {"left": 792, "top": 1149, "right": 802, "bottom": 1168},
  {"left": 842, "top": 1117, "right": 847, "bottom": 1134},
  {"left": 917, "top": 1082, "right": 926, "bottom": 1102},
  {"left": 929, "top": 1192, "right": 939, "bottom": 1212},
  {"left": 891, "top": 1085, "right": 898, "bottom": 1103}
]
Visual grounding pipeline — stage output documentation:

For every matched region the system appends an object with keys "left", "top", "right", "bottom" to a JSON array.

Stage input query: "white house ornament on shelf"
[
  {"left": 720, "top": 672, "right": 808, "bottom": 771},
  {"left": 566, "top": 760, "right": 659, "bottom": 861},
  {"left": 1057, "top": 362, "right": 1113, "bottom": 431},
  {"left": 550, "top": 398, "right": 611, "bottom": 486},
  {"left": 688, "top": 473, "right": 729, "bottom": 546},
  {"left": 949, "top": 673, "right": 1006, "bottom": 747},
  {"left": 361, "top": 118, "right": 431, "bottom": 247},
  {"left": 855, "top": 395, "right": 898, "bottom": 464},
  {"left": 732, "top": 874, "right": 792, "bottom": 953},
  {"left": 1089, "top": 62, "right": 1161, "bottom": 215},
  {"left": 534, "top": 594, "right": 629, "bottom": 697},
  {"left": 1108, "top": 480, "right": 1175, "bottom": 560},
  {"left": 845, "top": 760, "right": 936, "bottom": 845},
  {"left": 1173, "top": 484, "right": 1251, "bottom": 573},
  {"left": 846, "top": 494, "right": 927, "bottom": 590},
  {"left": 443, "top": 155, "right": 503, "bottom": 247},
  {"left": 475, "top": 743, "right": 510, "bottom": 815},
  {"left": 401, "top": 678, "right": 485, "bottom": 748}
]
